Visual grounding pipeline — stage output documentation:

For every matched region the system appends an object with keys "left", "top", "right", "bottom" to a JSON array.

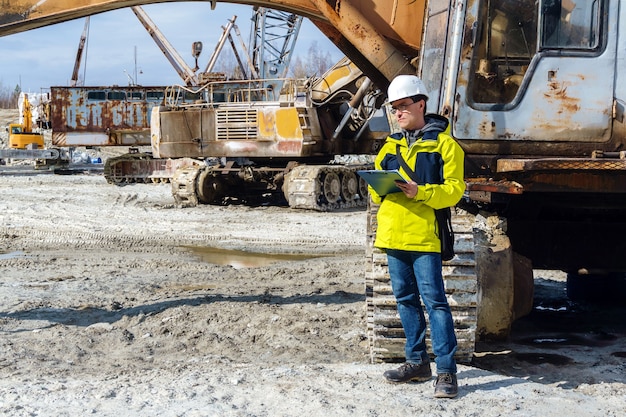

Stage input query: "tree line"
[
  {"left": 288, "top": 42, "right": 334, "bottom": 78},
  {"left": 0, "top": 81, "right": 20, "bottom": 109}
]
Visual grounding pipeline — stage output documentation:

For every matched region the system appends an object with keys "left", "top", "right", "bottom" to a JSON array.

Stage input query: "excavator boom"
[{"left": 0, "top": 1, "right": 426, "bottom": 88}]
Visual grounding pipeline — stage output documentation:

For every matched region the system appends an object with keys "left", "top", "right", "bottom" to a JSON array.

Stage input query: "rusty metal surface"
[
  {"left": 452, "top": 0, "right": 618, "bottom": 145},
  {"left": 307, "top": 0, "right": 420, "bottom": 83},
  {"left": 508, "top": 171, "right": 626, "bottom": 193},
  {"left": 465, "top": 158, "right": 626, "bottom": 194},
  {"left": 50, "top": 86, "right": 166, "bottom": 147},
  {"left": 464, "top": 178, "right": 524, "bottom": 203},
  {"left": 0, "top": 1, "right": 319, "bottom": 33},
  {"left": 497, "top": 158, "right": 626, "bottom": 173},
  {"left": 153, "top": 98, "right": 382, "bottom": 159},
  {"left": 103, "top": 153, "right": 201, "bottom": 184},
  {"left": 155, "top": 105, "right": 305, "bottom": 158},
  {"left": 466, "top": 178, "right": 524, "bottom": 194},
  {"left": 466, "top": 156, "right": 626, "bottom": 194},
  {"left": 0, "top": 1, "right": 424, "bottom": 48}
]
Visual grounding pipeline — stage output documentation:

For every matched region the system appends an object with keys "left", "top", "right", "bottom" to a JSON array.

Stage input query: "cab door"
[
  {"left": 418, "top": 0, "right": 453, "bottom": 112},
  {"left": 451, "top": 0, "right": 615, "bottom": 143}
]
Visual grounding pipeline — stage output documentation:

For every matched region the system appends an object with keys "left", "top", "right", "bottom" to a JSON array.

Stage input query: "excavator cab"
[
  {"left": 8, "top": 121, "right": 44, "bottom": 149},
  {"left": 464, "top": 0, "right": 601, "bottom": 107},
  {"left": 468, "top": 0, "right": 538, "bottom": 104},
  {"left": 443, "top": 0, "right": 613, "bottom": 146}
]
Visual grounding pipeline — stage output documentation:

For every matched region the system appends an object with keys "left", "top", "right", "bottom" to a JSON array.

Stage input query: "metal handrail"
[{"left": 164, "top": 78, "right": 303, "bottom": 108}]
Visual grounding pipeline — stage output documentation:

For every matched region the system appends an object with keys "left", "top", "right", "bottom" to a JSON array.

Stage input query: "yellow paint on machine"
[
  {"left": 320, "top": 63, "right": 354, "bottom": 87},
  {"left": 258, "top": 107, "right": 303, "bottom": 141}
]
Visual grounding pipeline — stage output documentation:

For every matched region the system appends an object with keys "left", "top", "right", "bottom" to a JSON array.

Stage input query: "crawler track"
[
  {"left": 284, "top": 164, "right": 371, "bottom": 211},
  {"left": 366, "top": 203, "right": 477, "bottom": 363},
  {"left": 170, "top": 163, "right": 373, "bottom": 211},
  {"left": 104, "top": 153, "right": 201, "bottom": 185}
]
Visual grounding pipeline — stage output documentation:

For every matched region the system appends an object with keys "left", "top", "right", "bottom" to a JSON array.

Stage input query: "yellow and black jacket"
[{"left": 371, "top": 114, "right": 466, "bottom": 253}]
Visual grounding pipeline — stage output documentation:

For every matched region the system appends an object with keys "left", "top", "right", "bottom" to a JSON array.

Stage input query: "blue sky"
[{"left": 0, "top": 2, "right": 342, "bottom": 94}]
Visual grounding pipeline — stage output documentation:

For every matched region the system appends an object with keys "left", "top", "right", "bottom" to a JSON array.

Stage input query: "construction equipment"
[
  {"left": 7, "top": 94, "right": 44, "bottom": 149},
  {"left": 50, "top": 7, "right": 308, "bottom": 188},
  {"left": 103, "top": 7, "right": 332, "bottom": 203},
  {"left": 151, "top": 56, "right": 382, "bottom": 210},
  {"left": 49, "top": 6, "right": 199, "bottom": 150},
  {"left": 104, "top": 7, "right": 382, "bottom": 210},
  {"left": 3, "top": 1, "right": 626, "bottom": 365},
  {"left": 70, "top": 17, "right": 90, "bottom": 87},
  {"left": 1, "top": 93, "right": 67, "bottom": 166}
]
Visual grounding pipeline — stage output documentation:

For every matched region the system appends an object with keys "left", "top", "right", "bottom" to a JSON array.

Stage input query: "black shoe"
[
  {"left": 434, "top": 373, "right": 458, "bottom": 398},
  {"left": 383, "top": 362, "right": 432, "bottom": 383}
]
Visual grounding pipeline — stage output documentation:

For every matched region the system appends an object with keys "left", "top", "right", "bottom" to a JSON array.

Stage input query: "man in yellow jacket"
[{"left": 370, "top": 75, "right": 465, "bottom": 398}]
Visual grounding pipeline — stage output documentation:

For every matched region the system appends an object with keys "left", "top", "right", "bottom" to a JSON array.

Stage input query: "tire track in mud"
[{"left": 0, "top": 227, "right": 365, "bottom": 254}]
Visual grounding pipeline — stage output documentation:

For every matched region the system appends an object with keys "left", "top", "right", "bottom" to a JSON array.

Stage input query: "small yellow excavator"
[
  {"left": 7, "top": 94, "right": 45, "bottom": 149},
  {"left": 1, "top": 94, "right": 67, "bottom": 166}
]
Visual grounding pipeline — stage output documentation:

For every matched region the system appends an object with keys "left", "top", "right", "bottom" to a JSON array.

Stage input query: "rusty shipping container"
[{"left": 49, "top": 86, "right": 170, "bottom": 147}]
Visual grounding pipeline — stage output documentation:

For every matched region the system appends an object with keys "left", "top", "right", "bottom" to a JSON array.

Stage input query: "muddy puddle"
[
  {"left": 0, "top": 251, "right": 24, "bottom": 260},
  {"left": 183, "top": 246, "right": 330, "bottom": 269}
]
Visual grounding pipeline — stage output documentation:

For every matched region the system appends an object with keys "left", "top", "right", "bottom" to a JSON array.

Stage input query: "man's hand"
[{"left": 396, "top": 180, "right": 418, "bottom": 199}]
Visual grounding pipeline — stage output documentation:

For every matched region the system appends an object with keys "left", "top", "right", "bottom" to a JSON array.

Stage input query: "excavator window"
[
  {"left": 128, "top": 92, "right": 144, "bottom": 100},
  {"left": 469, "top": 0, "right": 538, "bottom": 105},
  {"left": 107, "top": 91, "right": 127, "bottom": 101},
  {"left": 146, "top": 91, "right": 165, "bottom": 101},
  {"left": 541, "top": 0, "right": 602, "bottom": 49},
  {"left": 87, "top": 91, "right": 106, "bottom": 101},
  {"left": 468, "top": 0, "right": 604, "bottom": 106}
]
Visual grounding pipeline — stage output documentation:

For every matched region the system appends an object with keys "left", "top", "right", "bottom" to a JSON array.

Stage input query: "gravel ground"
[{"left": 1, "top": 109, "right": 625, "bottom": 416}]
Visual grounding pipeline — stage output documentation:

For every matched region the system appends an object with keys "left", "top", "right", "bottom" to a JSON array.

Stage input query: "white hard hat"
[{"left": 387, "top": 75, "right": 429, "bottom": 103}]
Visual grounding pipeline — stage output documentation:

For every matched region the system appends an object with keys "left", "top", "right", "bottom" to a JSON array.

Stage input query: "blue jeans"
[{"left": 387, "top": 249, "right": 457, "bottom": 374}]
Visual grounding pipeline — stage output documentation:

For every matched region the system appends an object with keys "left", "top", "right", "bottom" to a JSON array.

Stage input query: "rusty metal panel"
[
  {"left": 157, "top": 139, "right": 307, "bottom": 159},
  {"left": 0, "top": 1, "right": 320, "bottom": 36},
  {"left": 483, "top": 157, "right": 626, "bottom": 193},
  {"left": 310, "top": 0, "right": 425, "bottom": 53},
  {"left": 497, "top": 158, "right": 626, "bottom": 173},
  {"left": 0, "top": 1, "right": 424, "bottom": 48},
  {"left": 466, "top": 178, "right": 524, "bottom": 194},
  {"left": 512, "top": 171, "right": 626, "bottom": 193},
  {"left": 50, "top": 86, "right": 164, "bottom": 147},
  {"left": 269, "top": 107, "right": 303, "bottom": 140},
  {"left": 51, "top": 131, "right": 110, "bottom": 147},
  {"left": 452, "top": 0, "right": 617, "bottom": 144},
  {"left": 309, "top": 0, "right": 423, "bottom": 85},
  {"left": 154, "top": 104, "right": 312, "bottom": 159}
]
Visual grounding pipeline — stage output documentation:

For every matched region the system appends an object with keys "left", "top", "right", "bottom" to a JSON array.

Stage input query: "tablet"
[{"left": 357, "top": 169, "right": 408, "bottom": 196}]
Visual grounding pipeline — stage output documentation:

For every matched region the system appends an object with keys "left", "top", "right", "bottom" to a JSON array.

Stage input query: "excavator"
[
  {"left": 6, "top": 94, "right": 44, "bottom": 150},
  {"left": 1, "top": 93, "right": 67, "bottom": 166},
  {"left": 2, "top": 0, "right": 626, "bottom": 364},
  {"left": 149, "top": 56, "right": 382, "bottom": 210},
  {"left": 48, "top": 7, "right": 311, "bottom": 189}
]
